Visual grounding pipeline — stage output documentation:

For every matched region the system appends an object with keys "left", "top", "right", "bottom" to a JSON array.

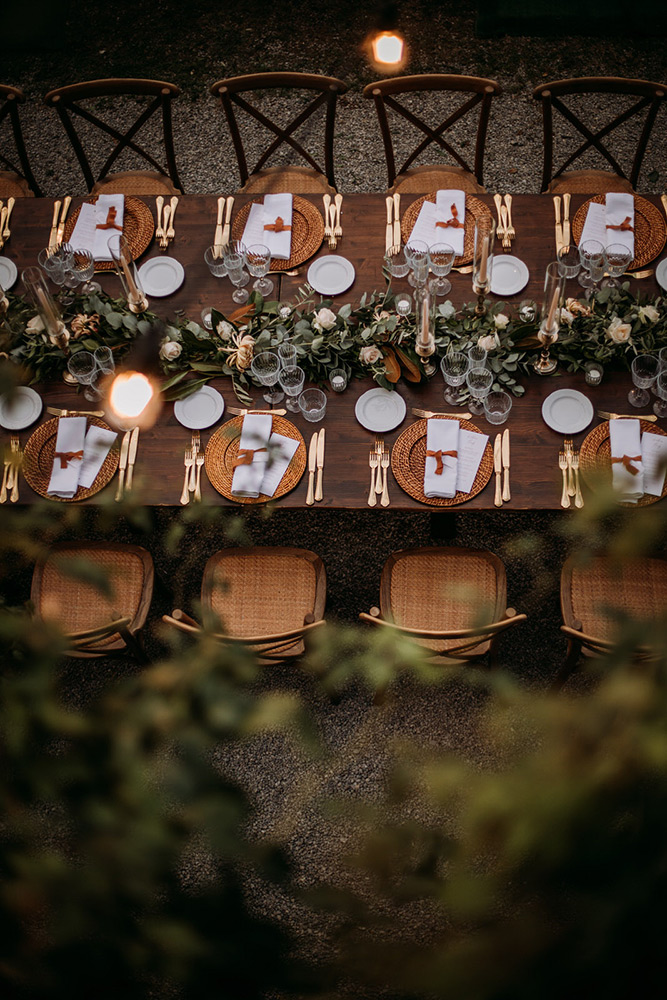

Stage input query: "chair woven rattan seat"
[{"left": 390, "top": 164, "right": 485, "bottom": 196}]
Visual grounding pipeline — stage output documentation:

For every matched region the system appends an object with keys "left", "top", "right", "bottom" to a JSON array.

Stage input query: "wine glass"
[
  {"left": 466, "top": 365, "right": 493, "bottom": 415},
  {"left": 245, "top": 244, "right": 273, "bottom": 297},
  {"left": 629, "top": 354, "right": 659, "bottom": 408},
  {"left": 38, "top": 247, "right": 67, "bottom": 287},
  {"left": 277, "top": 341, "right": 297, "bottom": 368},
  {"left": 94, "top": 346, "right": 115, "bottom": 375},
  {"left": 278, "top": 365, "right": 305, "bottom": 412},
  {"left": 603, "top": 243, "right": 633, "bottom": 288},
  {"left": 383, "top": 246, "right": 411, "bottom": 281},
  {"left": 578, "top": 239, "right": 604, "bottom": 295},
  {"left": 67, "top": 350, "right": 100, "bottom": 401},
  {"left": 251, "top": 350, "right": 283, "bottom": 404},
  {"left": 71, "top": 248, "right": 101, "bottom": 295},
  {"left": 405, "top": 240, "right": 429, "bottom": 288},
  {"left": 468, "top": 343, "right": 488, "bottom": 368},
  {"left": 428, "top": 242, "right": 455, "bottom": 296},
  {"left": 440, "top": 351, "right": 469, "bottom": 405},
  {"left": 653, "top": 370, "right": 667, "bottom": 418},
  {"left": 223, "top": 242, "right": 250, "bottom": 304}
]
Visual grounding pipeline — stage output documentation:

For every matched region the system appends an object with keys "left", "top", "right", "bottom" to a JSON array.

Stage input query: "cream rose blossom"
[
  {"left": 493, "top": 313, "right": 509, "bottom": 330},
  {"left": 560, "top": 308, "right": 575, "bottom": 326},
  {"left": 26, "top": 315, "right": 45, "bottom": 333},
  {"left": 159, "top": 340, "right": 182, "bottom": 361},
  {"left": 359, "top": 345, "right": 382, "bottom": 365},
  {"left": 477, "top": 334, "right": 497, "bottom": 352},
  {"left": 313, "top": 307, "right": 336, "bottom": 332},
  {"left": 638, "top": 305, "right": 659, "bottom": 323},
  {"left": 606, "top": 316, "right": 632, "bottom": 344},
  {"left": 216, "top": 320, "right": 233, "bottom": 340}
]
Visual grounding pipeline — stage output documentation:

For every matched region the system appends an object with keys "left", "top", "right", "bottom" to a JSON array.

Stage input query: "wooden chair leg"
[
  {"left": 118, "top": 625, "right": 150, "bottom": 664},
  {"left": 550, "top": 639, "right": 581, "bottom": 692}
]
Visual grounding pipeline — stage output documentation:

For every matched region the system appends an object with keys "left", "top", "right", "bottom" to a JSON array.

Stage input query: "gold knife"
[
  {"left": 4, "top": 196, "right": 15, "bottom": 240},
  {"left": 222, "top": 195, "right": 234, "bottom": 246},
  {"left": 412, "top": 408, "right": 473, "bottom": 420},
  {"left": 597, "top": 410, "right": 658, "bottom": 422},
  {"left": 393, "top": 192, "right": 401, "bottom": 247},
  {"left": 661, "top": 193, "right": 667, "bottom": 219},
  {"left": 553, "top": 195, "right": 563, "bottom": 253},
  {"left": 493, "top": 193, "right": 504, "bottom": 236},
  {"left": 155, "top": 195, "right": 165, "bottom": 244},
  {"left": 501, "top": 427, "right": 510, "bottom": 502},
  {"left": 125, "top": 426, "right": 139, "bottom": 491},
  {"left": 56, "top": 195, "right": 71, "bottom": 246},
  {"left": 493, "top": 433, "right": 503, "bottom": 507},
  {"left": 214, "top": 195, "right": 225, "bottom": 256},
  {"left": 114, "top": 430, "right": 131, "bottom": 502},
  {"left": 48, "top": 199, "right": 61, "bottom": 251},
  {"left": 562, "top": 192, "right": 571, "bottom": 249},
  {"left": 305, "top": 431, "right": 317, "bottom": 506},
  {"left": 228, "top": 406, "right": 287, "bottom": 416},
  {"left": 0, "top": 207, "right": 6, "bottom": 250},
  {"left": 385, "top": 196, "right": 393, "bottom": 252},
  {"left": 47, "top": 406, "right": 105, "bottom": 417},
  {"left": 314, "top": 427, "right": 325, "bottom": 502}
]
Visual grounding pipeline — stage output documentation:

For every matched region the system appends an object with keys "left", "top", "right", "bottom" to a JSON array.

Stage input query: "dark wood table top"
[{"left": 3, "top": 193, "right": 665, "bottom": 509}]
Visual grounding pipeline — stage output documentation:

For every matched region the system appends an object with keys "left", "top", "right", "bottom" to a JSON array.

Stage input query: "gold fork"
[
  {"left": 167, "top": 196, "right": 178, "bottom": 242},
  {"left": 334, "top": 193, "right": 343, "bottom": 238},
  {"left": 328, "top": 205, "right": 337, "bottom": 250},
  {"left": 500, "top": 205, "right": 511, "bottom": 250},
  {"left": 9, "top": 436, "right": 21, "bottom": 502},
  {"left": 189, "top": 431, "right": 200, "bottom": 491},
  {"left": 0, "top": 445, "right": 11, "bottom": 503},
  {"left": 558, "top": 452, "right": 571, "bottom": 509},
  {"left": 565, "top": 438, "right": 575, "bottom": 496},
  {"left": 155, "top": 195, "right": 165, "bottom": 245},
  {"left": 368, "top": 449, "right": 378, "bottom": 507},
  {"left": 493, "top": 193, "right": 505, "bottom": 238},
  {"left": 180, "top": 448, "right": 194, "bottom": 505},
  {"left": 571, "top": 450, "right": 584, "bottom": 508},
  {"left": 375, "top": 436, "right": 384, "bottom": 495},
  {"left": 504, "top": 194, "right": 515, "bottom": 241},
  {"left": 380, "top": 448, "right": 390, "bottom": 507},
  {"left": 194, "top": 452, "right": 205, "bottom": 502},
  {"left": 160, "top": 205, "right": 171, "bottom": 250}
]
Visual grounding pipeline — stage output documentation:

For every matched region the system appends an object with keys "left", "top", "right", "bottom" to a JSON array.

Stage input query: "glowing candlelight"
[
  {"left": 371, "top": 31, "right": 405, "bottom": 66},
  {"left": 109, "top": 372, "right": 154, "bottom": 421}
]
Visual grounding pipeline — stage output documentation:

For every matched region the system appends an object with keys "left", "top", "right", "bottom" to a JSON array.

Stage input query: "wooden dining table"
[{"left": 2, "top": 192, "right": 665, "bottom": 509}]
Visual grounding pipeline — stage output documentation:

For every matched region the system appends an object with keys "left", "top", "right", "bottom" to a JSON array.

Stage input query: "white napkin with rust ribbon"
[
  {"left": 78, "top": 425, "right": 117, "bottom": 489},
  {"left": 605, "top": 192, "right": 635, "bottom": 257},
  {"left": 642, "top": 432, "right": 667, "bottom": 496},
  {"left": 231, "top": 413, "right": 272, "bottom": 498},
  {"left": 48, "top": 416, "right": 87, "bottom": 497},
  {"left": 241, "top": 193, "right": 293, "bottom": 260},
  {"left": 69, "top": 194, "right": 125, "bottom": 262},
  {"left": 609, "top": 418, "right": 643, "bottom": 502},
  {"left": 259, "top": 433, "right": 299, "bottom": 497},
  {"left": 407, "top": 189, "right": 465, "bottom": 256},
  {"left": 424, "top": 418, "right": 459, "bottom": 498}
]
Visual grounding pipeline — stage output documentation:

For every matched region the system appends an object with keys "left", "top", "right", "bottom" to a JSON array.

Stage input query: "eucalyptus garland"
[{"left": 1, "top": 280, "right": 666, "bottom": 405}]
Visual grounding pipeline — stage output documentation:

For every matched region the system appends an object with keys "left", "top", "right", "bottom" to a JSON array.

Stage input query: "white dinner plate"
[
  {"left": 174, "top": 385, "right": 224, "bottom": 429},
  {"left": 656, "top": 258, "right": 667, "bottom": 292},
  {"left": 355, "top": 387, "right": 406, "bottom": 432},
  {"left": 307, "top": 255, "right": 355, "bottom": 296},
  {"left": 0, "top": 386, "right": 43, "bottom": 430},
  {"left": 0, "top": 257, "right": 18, "bottom": 291},
  {"left": 490, "top": 255, "right": 529, "bottom": 296},
  {"left": 542, "top": 388, "right": 594, "bottom": 434},
  {"left": 138, "top": 257, "right": 185, "bottom": 297}
]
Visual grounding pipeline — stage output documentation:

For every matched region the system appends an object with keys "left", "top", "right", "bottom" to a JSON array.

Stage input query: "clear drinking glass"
[
  {"left": 384, "top": 246, "right": 411, "bottom": 280},
  {"left": 405, "top": 240, "right": 429, "bottom": 288},
  {"left": 67, "top": 350, "right": 100, "bottom": 401},
  {"left": 204, "top": 246, "right": 228, "bottom": 277},
  {"left": 94, "top": 346, "right": 115, "bottom": 374},
  {"left": 603, "top": 243, "right": 633, "bottom": 288},
  {"left": 38, "top": 247, "right": 67, "bottom": 286},
  {"left": 468, "top": 343, "right": 488, "bottom": 368},
  {"left": 466, "top": 365, "right": 493, "bottom": 415},
  {"left": 653, "top": 370, "right": 667, "bottom": 418},
  {"left": 440, "top": 351, "right": 469, "bottom": 405},
  {"left": 428, "top": 242, "right": 456, "bottom": 296},
  {"left": 251, "top": 350, "right": 283, "bottom": 404},
  {"left": 659, "top": 346, "right": 667, "bottom": 372},
  {"left": 70, "top": 248, "right": 101, "bottom": 295},
  {"left": 395, "top": 291, "right": 412, "bottom": 316},
  {"left": 557, "top": 245, "right": 581, "bottom": 281},
  {"left": 277, "top": 342, "right": 297, "bottom": 368},
  {"left": 245, "top": 244, "right": 273, "bottom": 297},
  {"left": 298, "top": 388, "right": 327, "bottom": 422},
  {"left": 483, "top": 389, "right": 512, "bottom": 425},
  {"left": 629, "top": 354, "right": 659, "bottom": 407},
  {"left": 578, "top": 239, "right": 604, "bottom": 293},
  {"left": 278, "top": 365, "right": 305, "bottom": 412}
]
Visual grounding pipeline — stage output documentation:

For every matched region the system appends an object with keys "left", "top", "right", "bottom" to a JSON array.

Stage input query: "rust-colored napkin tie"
[
  {"left": 54, "top": 450, "right": 83, "bottom": 469},
  {"left": 263, "top": 216, "right": 291, "bottom": 233},
  {"left": 612, "top": 454, "right": 641, "bottom": 475},
  {"left": 606, "top": 216, "right": 634, "bottom": 232},
  {"left": 435, "top": 203, "right": 464, "bottom": 230},
  {"left": 233, "top": 447, "right": 267, "bottom": 468},
  {"left": 95, "top": 207, "right": 123, "bottom": 231},
  {"left": 426, "top": 449, "right": 458, "bottom": 475}
]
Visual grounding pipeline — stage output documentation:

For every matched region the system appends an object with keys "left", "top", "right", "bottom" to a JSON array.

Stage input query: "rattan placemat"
[
  {"left": 579, "top": 419, "right": 667, "bottom": 507},
  {"left": 23, "top": 416, "right": 119, "bottom": 502},
  {"left": 231, "top": 196, "right": 324, "bottom": 272},
  {"left": 64, "top": 196, "right": 155, "bottom": 272},
  {"left": 205, "top": 415, "right": 306, "bottom": 503},
  {"left": 401, "top": 195, "right": 493, "bottom": 267},
  {"left": 572, "top": 195, "right": 666, "bottom": 270},
  {"left": 391, "top": 415, "right": 493, "bottom": 506}
]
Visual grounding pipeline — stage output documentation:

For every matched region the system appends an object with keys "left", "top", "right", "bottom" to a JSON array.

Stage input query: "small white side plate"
[
  {"left": 307, "top": 255, "right": 355, "bottom": 296},
  {"left": 355, "top": 387, "right": 406, "bottom": 432},
  {"left": 138, "top": 257, "right": 185, "bottom": 297},
  {"left": 174, "top": 385, "right": 224, "bottom": 429},
  {"left": 0, "top": 386, "right": 43, "bottom": 430},
  {"left": 656, "top": 258, "right": 667, "bottom": 292},
  {"left": 542, "top": 388, "right": 594, "bottom": 434},
  {"left": 490, "top": 255, "right": 529, "bottom": 296},
  {"left": 0, "top": 257, "right": 18, "bottom": 291}
]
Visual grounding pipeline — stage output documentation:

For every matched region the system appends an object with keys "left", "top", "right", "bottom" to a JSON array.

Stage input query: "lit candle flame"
[
  {"left": 109, "top": 371, "right": 154, "bottom": 420},
  {"left": 371, "top": 31, "right": 405, "bottom": 67}
]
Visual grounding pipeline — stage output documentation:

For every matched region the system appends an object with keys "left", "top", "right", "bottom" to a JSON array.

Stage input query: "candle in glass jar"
[
  {"left": 478, "top": 233, "right": 488, "bottom": 285},
  {"left": 419, "top": 290, "right": 431, "bottom": 346},
  {"left": 545, "top": 284, "right": 560, "bottom": 333}
]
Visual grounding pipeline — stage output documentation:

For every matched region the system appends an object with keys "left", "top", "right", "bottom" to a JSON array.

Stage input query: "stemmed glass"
[
  {"left": 440, "top": 351, "right": 469, "bottom": 405},
  {"left": 223, "top": 241, "right": 250, "bottom": 304},
  {"left": 466, "top": 365, "right": 493, "bottom": 415},
  {"left": 405, "top": 240, "right": 429, "bottom": 288},
  {"left": 278, "top": 365, "right": 305, "bottom": 412},
  {"left": 603, "top": 243, "right": 633, "bottom": 288},
  {"left": 251, "top": 350, "right": 283, "bottom": 404},
  {"left": 94, "top": 346, "right": 115, "bottom": 375},
  {"left": 629, "top": 354, "right": 659, "bottom": 407},
  {"left": 277, "top": 341, "right": 297, "bottom": 368},
  {"left": 468, "top": 343, "right": 488, "bottom": 368},
  {"left": 653, "top": 370, "right": 667, "bottom": 418},
  {"left": 245, "top": 244, "right": 273, "bottom": 297},
  {"left": 71, "top": 248, "right": 101, "bottom": 295},
  {"left": 578, "top": 239, "right": 604, "bottom": 295},
  {"left": 67, "top": 350, "right": 100, "bottom": 401},
  {"left": 428, "top": 243, "right": 455, "bottom": 296}
]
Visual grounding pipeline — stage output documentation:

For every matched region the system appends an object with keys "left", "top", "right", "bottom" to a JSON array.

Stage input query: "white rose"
[
  {"left": 494, "top": 313, "right": 509, "bottom": 329},
  {"left": 26, "top": 315, "right": 45, "bottom": 333},
  {"left": 638, "top": 305, "right": 659, "bottom": 323},
  {"left": 561, "top": 308, "right": 575, "bottom": 326},
  {"left": 359, "top": 344, "right": 382, "bottom": 365},
  {"left": 216, "top": 320, "right": 233, "bottom": 340},
  {"left": 279, "top": 306, "right": 292, "bottom": 319},
  {"left": 313, "top": 307, "right": 336, "bottom": 332},
  {"left": 606, "top": 316, "right": 632, "bottom": 344},
  {"left": 477, "top": 334, "right": 497, "bottom": 353},
  {"left": 160, "top": 340, "right": 182, "bottom": 361}
]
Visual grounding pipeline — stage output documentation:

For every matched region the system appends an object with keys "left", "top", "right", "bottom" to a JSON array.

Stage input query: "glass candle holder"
[
  {"left": 472, "top": 217, "right": 495, "bottom": 305},
  {"left": 108, "top": 234, "right": 148, "bottom": 313},
  {"left": 22, "top": 266, "right": 69, "bottom": 351},
  {"left": 584, "top": 362, "right": 603, "bottom": 387},
  {"left": 534, "top": 262, "right": 564, "bottom": 375},
  {"left": 329, "top": 368, "right": 348, "bottom": 392}
]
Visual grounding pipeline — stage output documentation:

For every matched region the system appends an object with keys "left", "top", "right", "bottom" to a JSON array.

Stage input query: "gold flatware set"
[
  {"left": 48, "top": 196, "right": 72, "bottom": 251},
  {"left": 212, "top": 195, "right": 234, "bottom": 258},
  {"left": 324, "top": 193, "right": 343, "bottom": 249},
  {"left": 1, "top": 435, "right": 22, "bottom": 503},
  {"left": 115, "top": 426, "right": 139, "bottom": 502},
  {"left": 156, "top": 195, "right": 179, "bottom": 250},
  {"left": 553, "top": 193, "right": 571, "bottom": 254},
  {"left": 180, "top": 431, "right": 203, "bottom": 505},
  {"left": 0, "top": 196, "right": 15, "bottom": 249},
  {"left": 384, "top": 193, "right": 400, "bottom": 253},
  {"left": 494, "top": 193, "right": 515, "bottom": 250},
  {"left": 558, "top": 438, "right": 583, "bottom": 509},
  {"left": 367, "top": 435, "right": 390, "bottom": 507},
  {"left": 306, "top": 427, "right": 325, "bottom": 505},
  {"left": 493, "top": 428, "right": 511, "bottom": 506}
]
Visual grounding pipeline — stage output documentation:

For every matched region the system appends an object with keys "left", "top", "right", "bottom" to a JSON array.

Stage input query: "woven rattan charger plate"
[
  {"left": 64, "top": 196, "right": 155, "bottom": 272},
  {"left": 23, "top": 416, "right": 119, "bottom": 502},
  {"left": 205, "top": 415, "right": 306, "bottom": 503},
  {"left": 401, "top": 195, "right": 493, "bottom": 267},
  {"left": 391, "top": 415, "right": 493, "bottom": 507},
  {"left": 572, "top": 195, "right": 666, "bottom": 270},
  {"left": 231, "top": 196, "right": 324, "bottom": 273},
  {"left": 579, "top": 419, "right": 667, "bottom": 507}
]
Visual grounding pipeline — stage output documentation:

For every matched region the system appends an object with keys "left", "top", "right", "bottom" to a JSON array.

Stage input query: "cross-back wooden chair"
[
  {"left": 362, "top": 74, "right": 501, "bottom": 195},
  {"left": 0, "top": 84, "right": 42, "bottom": 197},
  {"left": 163, "top": 547, "right": 326, "bottom": 665},
  {"left": 552, "top": 554, "right": 667, "bottom": 691},
  {"left": 31, "top": 542, "right": 154, "bottom": 662},
  {"left": 533, "top": 77, "right": 666, "bottom": 194},
  {"left": 360, "top": 547, "right": 525, "bottom": 666},
  {"left": 210, "top": 72, "right": 348, "bottom": 194},
  {"left": 43, "top": 78, "right": 183, "bottom": 195}
]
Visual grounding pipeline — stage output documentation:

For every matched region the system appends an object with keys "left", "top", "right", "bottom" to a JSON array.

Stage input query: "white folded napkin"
[
  {"left": 259, "top": 432, "right": 299, "bottom": 497},
  {"left": 408, "top": 189, "right": 466, "bottom": 256},
  {"left": 48, "top": 416, "right": 87, "bottom": 498},
  {"left": 424, "top": 419, "right": 459, "bottom": 498},
  {"left": 578, "top": 201, "right": 607, "bottom": 248},
  {"left": 641, "top": 432, "right": 667, "bottom": 496},
  {"left": 78, "top": 425, "right": 117, "bottom": 489},
  {"left": 455, "top": 429, "right": 490, "bottom": 494},
  {"left": 241, "top": 193, "right": 293, "bottom": 260},
  {"left": 69, "top": 194, "right": 125, "bottom": 262},
  {"left": 609, "top": 418, "right": 643, "bottom": 502},
  {"left": 605, "top": 192, "right": 635, "bottom": 257},
  {"left": 230, "top": 413, "right": 273, "bottom": 498}
]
